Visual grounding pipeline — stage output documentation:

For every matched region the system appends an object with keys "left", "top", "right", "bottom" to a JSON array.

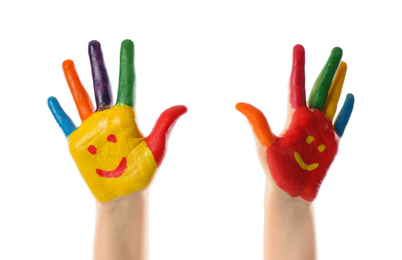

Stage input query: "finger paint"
[
  {"left": 323, "top": 62, "right": 347, "bottom": 120},
  {"left": 48, "top": 97, "right": 77, "bottom": 137},
  {"left": 334, "top": 94, "right": 355, "bottom": 137},
  {"left": 267, "top": 107, "right": 339, "bottom": 201},
  {"left": 63, "top": 60, "right": 94, "bottom": 121},
  {"left": 145, "top": 105, "right": 188, "bottom": 167},
  {"left": 289, "top": 44, "right": 306, "bottom": 108},
  {"left": 235, "top": 102, "right": 276, "bottom": 147},
  {"left": 308, "top": 47, "right": 342, "bottom": 111},
  {"left": 116, "top": 40, "right": 135, "bottom": 107},
  {"left": 89, "top": 40, "right": 113, "bottom": 111}
]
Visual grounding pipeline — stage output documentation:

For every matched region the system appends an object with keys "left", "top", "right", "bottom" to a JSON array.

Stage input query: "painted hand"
[
  {"left": 236, "top": 45, "right": 354, "bottom": 202},
  {"left": 48, "top": 40, "right": 187, "bottom": 202}
]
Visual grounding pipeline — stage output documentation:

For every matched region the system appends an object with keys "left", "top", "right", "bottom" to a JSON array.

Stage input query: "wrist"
[
  {"left": 96, "top": 188, "right": 149, "bottom": 217},
  {"left": 94, "top": 189, "right": 149, "bottom": 260},
  {"left": 265, "top": 180, "right": 314, "bottom": 217}
]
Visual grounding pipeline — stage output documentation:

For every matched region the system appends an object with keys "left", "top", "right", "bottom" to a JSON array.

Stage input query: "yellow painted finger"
[{"left": 323, "top": 62, "right": 347, "bottom": 120}]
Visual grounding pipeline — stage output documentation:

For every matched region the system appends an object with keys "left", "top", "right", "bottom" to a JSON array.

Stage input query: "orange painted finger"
[
  {"left": 63, "top": 60, "right": 94, "bottom": 121},
  {"left": 235, "top": 102, "right": 276, "bottom": 147}
]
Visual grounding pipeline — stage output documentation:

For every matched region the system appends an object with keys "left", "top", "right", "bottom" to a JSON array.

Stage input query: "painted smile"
[
  {"left": 96, "top": 157, "right": 127, "bottom": 178},
  {"left": 294, "top": 152, "right": 319, "bottom": 171}
]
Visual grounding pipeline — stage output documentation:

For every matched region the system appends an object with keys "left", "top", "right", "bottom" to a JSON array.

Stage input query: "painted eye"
[
  {"left": 306, "top": 136, "right": 315, "bottom": 144},
  {"left": 318, "top": 144, "right": 326, "bottom": 152},
  {"left": 88, "top": 145, "right": 97, "bottom": 155},
  {"left": 107, "top": 134, "right": 117, "bottom": 143}
]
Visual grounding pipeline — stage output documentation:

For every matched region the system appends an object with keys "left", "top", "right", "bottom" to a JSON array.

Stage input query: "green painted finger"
[
  {"left": 116, "top": 39, "right": 136, "bottom": 107},
  {"left": 307, "top": 47, "right": 343, "bottom": 111}
]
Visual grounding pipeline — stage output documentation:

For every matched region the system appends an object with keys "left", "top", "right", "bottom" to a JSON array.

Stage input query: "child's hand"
[
  {"left": 236, "top": 45, "right": 354, "bottom": 202},
  {"left": 48, "top": 40, "right": 187, "bottom": 202}
]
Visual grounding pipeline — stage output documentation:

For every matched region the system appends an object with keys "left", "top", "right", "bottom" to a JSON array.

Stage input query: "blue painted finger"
[
  {"left": 334, "top": 94, "right": 354, "bottom": 137},
  {"left": 48, "top": 97, "right": 77, "bottom": 137}
]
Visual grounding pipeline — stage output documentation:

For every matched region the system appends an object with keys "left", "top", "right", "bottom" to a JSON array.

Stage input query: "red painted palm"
[{"left": 236, "top": 45, "right": 354, "bottom": 201}]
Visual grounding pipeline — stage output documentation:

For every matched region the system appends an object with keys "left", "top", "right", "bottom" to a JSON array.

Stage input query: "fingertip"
[
  {"left": 176, "top": 104, "right": 188, "bottom": 113},
  {"left": 340, "top": 61, "right": 347, "bottom": 70},
  {"left": 338, "top": 61, "right": 347, "bottom": 76},
  {"left": 235, "top": 102, "right": 261, "bottom": 119},
  {"left": 170, "top": 105, "right": 188, "bottom": 118},
  {"left": 332, "top": 46, "right": 343, "bottom": 54},
  {"left": 88, "top": 40, "right": 100, "bottom": 49},
  {"left": 334, "top": 93, "right": 355, "bottom": 137},
  {"left": 165, "top": 105, "right": 188, "bottom": 119},
  {"left": 293, "top": 44, "right": 305, "bottom": 65},
  {"left": 120, "top": 40, "right": 134, "bottom": 60},
  {"left": 88, "top": 40, "right": 102, "bottom": 60},
  {"left": 121, "top": 39, "right": 134, "bottom": 49},
  {"left": 48, "top": 96, "right": 57, "bottom": 106},
  {"left": 343, "top": 93, "right": 355, "bottom": 110},
  {"left": 346, "top": 93, "right": 354, "bottom": 102},
  {"left": 62, "top": 59, "right": 74, "bottom": 70},
  {"left": 331, "top": 47, "right": 343, "bottom": 60},
  {"left": 294, "top": 44, "right": 305, "bottom": 50},
  {"left": 48, "top": 96, "right": 61, "bottom": 112},
  {"left": 235, "top": 102, "right": 250, "bottom": 113},
  {"left": 47, "top": 96, "right": 62, "bottom": 113},
  {"left": 235, "top": 102, "right": 275, "bottom": 147},
  {"left": 47, "top": 96, "right": 77, "bottom": 137},
  {"left": 178, "top": 105, "right": 188, "bottom": 115}
]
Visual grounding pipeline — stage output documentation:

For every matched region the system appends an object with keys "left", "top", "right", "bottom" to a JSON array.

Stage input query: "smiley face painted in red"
[
  {"left": 86, "top": 134, "right": 128, "bottom": 178},
  {"left": 96, "top": 157, "right": 127, "bottom": 178},
  {"left": 236, "top": 45, "right": 355, "bottom": 202}
]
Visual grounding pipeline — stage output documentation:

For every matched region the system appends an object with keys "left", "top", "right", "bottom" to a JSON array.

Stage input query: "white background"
[{"left": 0, "top": 0, "right": 400, "bottom": 259}]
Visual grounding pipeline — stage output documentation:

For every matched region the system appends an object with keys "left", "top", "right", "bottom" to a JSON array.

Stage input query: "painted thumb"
[
  {"left": 145, "top": 105, "right": 187, "bottom": 167},
  {"left": 235, "top": 102, "right": 276, "bottom": 148}
]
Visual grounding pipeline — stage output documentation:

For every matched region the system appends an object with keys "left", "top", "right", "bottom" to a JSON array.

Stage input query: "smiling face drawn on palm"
[
  {"left": 48, "top": 40, "right": 187, "bottom": 202},
  {"left": 266, "top": 107, "right": 339, "bottom": 201},
  {"left": 67, "top": 104, "right": 155, "bottom": 202},
  {"left": 236, "top": 45, "right": 354, "bottom": 201}
]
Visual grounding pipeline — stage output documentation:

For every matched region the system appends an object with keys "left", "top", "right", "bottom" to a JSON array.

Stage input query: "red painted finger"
[
  {"left": 145, "top": 105, "right": 188, "bottom": 167},
  {"left": 235, "top": 102, "right": 276, "bottom": 147},
  {"left": 289, "top": 44, "right": 306, "bottom": 108}
]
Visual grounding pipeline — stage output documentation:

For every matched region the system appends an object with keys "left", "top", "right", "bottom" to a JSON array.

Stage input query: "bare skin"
[
  {"left": 94, "top": 190, "right": 149, "bottom": 260},
  {"left": 258, "top": 141, "right": 317, "bottom": 260}
]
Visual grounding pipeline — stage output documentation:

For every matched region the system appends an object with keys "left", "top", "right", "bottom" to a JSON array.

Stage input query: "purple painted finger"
[{"left": 89, "top": 40, "right": 113, "bottom": 111}]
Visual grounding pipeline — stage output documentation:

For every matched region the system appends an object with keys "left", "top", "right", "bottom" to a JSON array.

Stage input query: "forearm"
[
  {"left": 264, "top": 182, "right": 317, "bottom": 260},
  {"left": 93, "top": 189, "right": 149, "bottom": 260}
]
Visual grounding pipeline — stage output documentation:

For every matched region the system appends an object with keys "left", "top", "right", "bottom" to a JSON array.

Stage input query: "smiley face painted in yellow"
[
  {"left": 48, "top": 40, "right": 187, "bottom": 202},
  {"left": 265, "top": 107, "right": 339, "bottom": 201},
  {"left": 294, "top": 135, "right": 326, "bottom": 171}
]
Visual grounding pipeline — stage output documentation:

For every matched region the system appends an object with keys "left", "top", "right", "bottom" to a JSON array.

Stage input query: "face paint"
[{"left": 267, "top": 107, "right": 339, "bottom": 202}]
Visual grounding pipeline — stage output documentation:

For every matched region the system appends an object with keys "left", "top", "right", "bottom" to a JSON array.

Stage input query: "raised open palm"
[
  {"left": 48, "top": 40, "right": 187, "bottom": 202},
  {"left": 236, "top": 45, "right": 354, "bottom": 201}
]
